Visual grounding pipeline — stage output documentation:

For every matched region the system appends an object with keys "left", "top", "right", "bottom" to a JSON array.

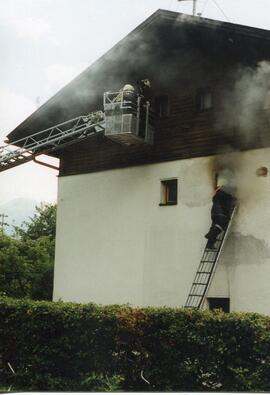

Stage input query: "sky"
[{"left": 1, "top": 0, "right": 270, "bottom": 206}]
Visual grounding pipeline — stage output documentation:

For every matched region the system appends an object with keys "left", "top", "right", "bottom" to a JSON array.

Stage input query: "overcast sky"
[{"left": 1, "top": 0, "right": 270, "bottom": 205}]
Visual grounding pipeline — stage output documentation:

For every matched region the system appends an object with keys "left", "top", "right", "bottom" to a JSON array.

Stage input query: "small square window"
[
  {"left": 208, "top": 297, "right": 230, "bottom": 313},
  {"left": 155, "top": 95, "right": 169, "bottom": 117},
  {"left": 196, "top": 88, "right": 212, "bottom": 111},
  {"left": 160, "top": 179, "right": 178, "bottom": 206}
]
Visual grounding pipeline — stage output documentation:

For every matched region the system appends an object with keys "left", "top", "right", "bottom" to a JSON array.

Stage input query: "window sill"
[{"left": 159, "top": 202, "right": 178, "bottom": 206}]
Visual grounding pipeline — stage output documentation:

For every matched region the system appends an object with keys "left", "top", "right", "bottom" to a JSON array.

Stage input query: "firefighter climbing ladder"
[
  {"left": 185, "top": 206, "right": 237, "bottom": 309},
  {"left": 0, "top": 111, "right": 105, "bottom": 173}
]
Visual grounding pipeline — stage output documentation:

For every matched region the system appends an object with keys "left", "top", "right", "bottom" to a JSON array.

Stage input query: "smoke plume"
[{"left": 217, "top": 61, "right": 270, "bottom": 146}]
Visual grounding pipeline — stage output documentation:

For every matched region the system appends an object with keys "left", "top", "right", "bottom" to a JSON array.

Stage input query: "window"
[
  {"left": 160, "top": 179, "right": 178, "bottom": 206},
  {"left": 155, "top": 95, "right": 169, "bottom": 117},
  {"left": 196, "top": 88, "right": 212, "bottom": 111},
  {"left": 208, "top": 297, "right": 230, "bottom": 313}
]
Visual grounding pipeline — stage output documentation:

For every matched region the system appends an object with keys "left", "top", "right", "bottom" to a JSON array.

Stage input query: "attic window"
[
  {"left": 196, "top": 88, "right": 212, "bottom": 111},
  {"left": 160, "top": 179, "right": 178, "bottom": 206},
  {"left": 155, "top": 95, "right": 169, "bottom": 117},
  {"left": 208, "top": 297, "right": 230, "bottom": 313}
]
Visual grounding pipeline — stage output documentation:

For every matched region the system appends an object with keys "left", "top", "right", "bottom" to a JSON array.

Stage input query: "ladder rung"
[
  {"left": 196, "top": 271, "right": 211, "bottom": 274},
  {"left": 192, "top": 282, "right": 208, "bottom": 286},
  {"left": 188, "top": 293, "right": 204, "bottom": 297}
]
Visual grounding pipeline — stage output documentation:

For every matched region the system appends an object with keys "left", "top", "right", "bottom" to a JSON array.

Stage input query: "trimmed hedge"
[{"left": 0, "top": 296, "right": 270, "bottom": 391}]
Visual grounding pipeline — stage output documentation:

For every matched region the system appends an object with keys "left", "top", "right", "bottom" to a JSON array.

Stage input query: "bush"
[{"left": 0, "top": 296, "right": 270, "bottom": 391}]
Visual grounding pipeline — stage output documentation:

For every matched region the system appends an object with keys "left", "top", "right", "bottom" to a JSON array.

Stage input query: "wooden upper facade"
[{"left": 8, "top": 10, "right": 270, "bottom": 177}]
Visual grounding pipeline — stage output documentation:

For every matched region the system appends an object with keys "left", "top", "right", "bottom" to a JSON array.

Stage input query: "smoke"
[
  {"left": 55, "top": 10, "right": 212, "bottom": 111},
  {"left": 16, "top": 11, "right": 226, "bottom": 135},
  {"left": 211, "top": 153, "right": 239, "bottom": 195},
  {"left": 216, "top": 61, "right": 270, "bottom": 146},
  {"left": 174, "top": 11, "right": 223, "bottom": 27},
  {"left": 28, "top": 27, "right": 163, "bottom": 128},
  {"left": 14, "top": 10, "right": 270, "bottom": 161},
  {"left": 211, "top": 148, "right": 270, "bottom": 213},
  {"left": 235, "top": 61, "right": 270, "bottom": 143},
  {"left": 209, "top": 61, "right": 270, "bottom": 202}
]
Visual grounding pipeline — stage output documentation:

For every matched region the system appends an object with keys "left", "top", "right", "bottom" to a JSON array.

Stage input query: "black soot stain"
[{"left": 224, "top": 232, "right": 270, "bottom": 266}]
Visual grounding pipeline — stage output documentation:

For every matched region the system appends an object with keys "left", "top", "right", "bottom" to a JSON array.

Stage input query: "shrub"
[{"left": 0, "top": 296, "right": 270, "bottom": 391}]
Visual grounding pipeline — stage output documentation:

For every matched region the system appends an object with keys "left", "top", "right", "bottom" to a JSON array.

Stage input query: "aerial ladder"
[
  {"left": 0, "top": 111, "right": 105, "bottom": 172},
  {"left": 185, "top": 205, "right": 237, "bottom": 309},
  {"left": 0, "top": 88, "right": 153, "bottom": 173}
]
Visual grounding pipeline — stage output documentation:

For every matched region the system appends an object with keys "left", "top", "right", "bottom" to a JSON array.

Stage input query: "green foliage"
[
  {"left": 15, "top": 203, "right": 56, "bottom": 243},
  {"left": 0, "top": 297, "right": 270, "bottom": 392},
  {"left": 0, "top": 204, "right": 56, "bottom": 300},
  {"left": 81, "top": 373, "right": 124, "bottom": 391},
  {"left": 0, "top": 235, "right": 54, "bottom": 300}
]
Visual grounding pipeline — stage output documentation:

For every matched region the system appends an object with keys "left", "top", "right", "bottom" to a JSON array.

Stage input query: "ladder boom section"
[{"left": 0, "top": 111, "right": 105, "bottom": 172}]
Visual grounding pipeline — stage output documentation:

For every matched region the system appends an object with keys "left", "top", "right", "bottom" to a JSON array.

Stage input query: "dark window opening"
[
  {"left": 160, "top": 179, "right": 178, "bottom": 206},
  {"left": 155, "top": 95, "right": 169, "bottom": 117},
  {"left": 196, "top": 88, "right": 212, "bottom": 111},
  {"left": 208, "top": 297, "right": 230, "bottom": 313}
]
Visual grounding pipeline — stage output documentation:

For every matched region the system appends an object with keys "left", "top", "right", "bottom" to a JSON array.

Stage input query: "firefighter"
[
  {"left": 113, "top": 84, "right": 136, "bottom": 104},
  {"left": 122, "top": 84, "right": 137, "bottom": 114},
  {"left": 137, "top": 79, "right": 153, "bottom": 104},
  {"left": 205, "top": 185, "right": 236, "bottom": 249},
  {"left": 136, "top": 79, "right": 153, "bottom": 138}
]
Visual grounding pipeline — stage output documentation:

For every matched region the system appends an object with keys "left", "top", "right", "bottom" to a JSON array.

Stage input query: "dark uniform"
[
  {"left": 137, "top": 79, "right": 153, "bottom": 138},
  {"left": 138, "top": 81, "right": 153, "bottom": 103},
  {"left": 205, "top": 187, "right": 235, "bottom": 249}
]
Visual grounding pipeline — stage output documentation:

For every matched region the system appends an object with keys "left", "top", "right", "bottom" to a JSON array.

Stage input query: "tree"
[
  {"left": 16, "top": 203, "right": 56, "bottom": 242},
  {"left": 0, "top": 203, "right": 56, "bottom": 300}
]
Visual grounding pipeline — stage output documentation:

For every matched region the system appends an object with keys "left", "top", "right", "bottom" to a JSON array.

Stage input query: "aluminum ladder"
[
  {"left": 0, "top": 111, "right": 105, "bottom": 173},
  {"left": 185, "top": 206, "right": 237, "bottom": 309}
]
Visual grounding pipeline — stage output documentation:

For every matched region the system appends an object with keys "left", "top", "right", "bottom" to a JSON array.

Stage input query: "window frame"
[
  {"left": 159, "top": 178, "right": 178, "bottom": 206},
  {"left": 195, "top": 87, "right": 213, "bottom": 112}
]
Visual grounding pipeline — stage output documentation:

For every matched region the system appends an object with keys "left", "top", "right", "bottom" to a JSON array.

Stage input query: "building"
[{"left": 8, "top": 10, "right": 270, "bottom": 314}]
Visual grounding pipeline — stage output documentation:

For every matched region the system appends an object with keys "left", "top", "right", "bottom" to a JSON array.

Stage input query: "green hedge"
[{"left": 0, "top": 296, "right": 270, "bottom": 391}]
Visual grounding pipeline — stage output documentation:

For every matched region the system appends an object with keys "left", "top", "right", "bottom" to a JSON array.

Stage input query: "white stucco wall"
[{"left": 53, "top": 147, "right": 270, "bottom": 314}]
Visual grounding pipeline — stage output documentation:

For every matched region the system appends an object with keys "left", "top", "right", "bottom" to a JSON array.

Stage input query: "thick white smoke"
[{"left": 218, "top": 61, "right": 270, "bottom": 145}]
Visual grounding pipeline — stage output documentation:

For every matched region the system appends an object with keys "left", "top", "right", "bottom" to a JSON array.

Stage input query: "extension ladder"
[
  {"left": 185, "top": 206, "right": 237, "bottom": 309},
  {"left": 0, "top": 111, "right": 105, "bottom": 172}
]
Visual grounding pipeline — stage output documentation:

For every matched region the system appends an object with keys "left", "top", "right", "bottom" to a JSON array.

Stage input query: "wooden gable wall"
[{"left": 59, "top": 42, "right": 270, "bottom": 177}]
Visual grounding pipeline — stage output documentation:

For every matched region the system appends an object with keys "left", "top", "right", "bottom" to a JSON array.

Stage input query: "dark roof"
[{"left": 7, "top": 9, "right": 270, "bottom": 149}]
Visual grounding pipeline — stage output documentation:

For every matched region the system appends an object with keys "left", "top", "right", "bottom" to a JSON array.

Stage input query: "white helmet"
[
  {"left": 123, "top": 84, "right": 135, "bottom": 91},
  {"left": 217, "top": 177, "right": 228, "bottom": 188}
]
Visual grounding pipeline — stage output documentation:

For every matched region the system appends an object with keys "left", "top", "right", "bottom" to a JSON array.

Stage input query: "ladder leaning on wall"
[{"left": 184, "top": 206, "right": 237, "bottom": 309}]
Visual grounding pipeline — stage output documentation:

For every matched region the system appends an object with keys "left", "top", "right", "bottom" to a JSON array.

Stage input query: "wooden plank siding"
[{"left": 59, "top": 85, "right": 270, "bottom": 177}]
